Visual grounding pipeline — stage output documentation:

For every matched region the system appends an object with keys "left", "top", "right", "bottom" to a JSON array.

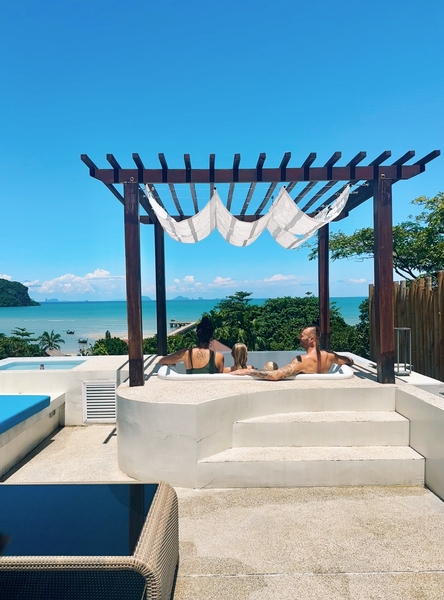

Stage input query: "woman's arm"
[
  {"left": 158, "top": 348, "right": 188, "bottom": 366},
  {"left": 215, "top": 352, "right": 225, "bottom": 373}
]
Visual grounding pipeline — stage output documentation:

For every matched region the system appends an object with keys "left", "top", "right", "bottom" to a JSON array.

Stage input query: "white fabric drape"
[{"left": 145, "top": 184, "right": 350, "bottom": 249}]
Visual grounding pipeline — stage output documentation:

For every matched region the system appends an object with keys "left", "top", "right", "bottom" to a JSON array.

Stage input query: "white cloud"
[
  {"left": 0, "top": 274, "right": 12, "bottom": 281},
  {"left": 166, "top": 275, "right": 204, "bottom": 295},
  {"left": 23, "top": 280, "right": 40, "bottom": 287},
  {"left": 263, "top": 274, "right": 296, "bottom": 283},
  {"left": 36, "top": 269, "right": 125, "bottom": 296},
  {"left": 84, "top": 269, "right": 114, "bottom": 280},
  {"left": 209, "top": 276, "right": 235, "bottom": 288}
]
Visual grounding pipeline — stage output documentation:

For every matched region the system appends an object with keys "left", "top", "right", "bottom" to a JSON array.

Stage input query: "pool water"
[{"left": 0, "top": 360, "right": 86, "bottom": 371}]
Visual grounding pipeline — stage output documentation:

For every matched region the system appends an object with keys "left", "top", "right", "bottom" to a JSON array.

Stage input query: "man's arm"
[
  {"left": 331, "top": 352, "right": 354, "bottom": 366},
  {"left": 231, "top": 358, "right": 303, "bottom": 380}
]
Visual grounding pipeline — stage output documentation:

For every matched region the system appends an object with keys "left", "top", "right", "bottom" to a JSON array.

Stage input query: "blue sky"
[{"left": 1, "top": 0, "right": 442, "bottom": 301}]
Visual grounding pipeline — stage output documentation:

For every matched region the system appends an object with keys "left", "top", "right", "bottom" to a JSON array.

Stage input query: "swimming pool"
[{"left": 0, "top": 359, "right": 86, "bottom": 371}]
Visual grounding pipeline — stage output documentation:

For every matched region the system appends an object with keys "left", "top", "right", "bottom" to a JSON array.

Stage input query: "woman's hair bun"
[{"left": 196, "top": 316, "right": 214, "bottom": 342}]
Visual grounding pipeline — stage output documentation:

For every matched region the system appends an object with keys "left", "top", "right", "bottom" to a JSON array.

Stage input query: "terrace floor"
[{"left": 2, "top": 425, "right": 444, "bottom": 599}]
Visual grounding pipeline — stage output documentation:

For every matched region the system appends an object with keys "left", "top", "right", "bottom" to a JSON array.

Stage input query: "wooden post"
[
  {"left": 438, "top": 272, "right": 444, "bottom": 382},
  {"left": 124, "top": 182, "right": 144, "bottom": 387},
  {"left": 154, "top": 221, "right": 168, "bottom": 355},
  {"left": 318, "top": 224, "right": 330, "bottom": 350},
  {"left": 373, "top": 177, "right": 395, "bottom": 383}
]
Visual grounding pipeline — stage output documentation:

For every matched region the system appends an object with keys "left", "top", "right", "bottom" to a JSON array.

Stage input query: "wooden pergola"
[{"left": 81, "top": 149, "right": 440, "bottom": 387}]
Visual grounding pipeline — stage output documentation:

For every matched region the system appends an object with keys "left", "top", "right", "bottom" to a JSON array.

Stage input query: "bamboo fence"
[{"left": 369, "top": 271, "right": 444, "bottom": 381}]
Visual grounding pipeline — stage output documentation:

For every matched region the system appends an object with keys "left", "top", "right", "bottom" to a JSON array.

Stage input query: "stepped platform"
[{"left": 115, "top": 355, "right": 444, "bottom": 492}]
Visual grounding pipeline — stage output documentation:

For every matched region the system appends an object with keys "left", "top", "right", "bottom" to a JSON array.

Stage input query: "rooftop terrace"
[
  {"left": 2, "top": 425, "right": 444, "bottom": 599},
  {"left": 2, "top": 357, "right": 444, "bottom": 599}
]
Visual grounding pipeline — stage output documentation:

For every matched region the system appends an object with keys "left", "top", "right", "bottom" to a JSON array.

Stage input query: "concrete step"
[
  {"left": 197, "top": 446, "right": 424, "bottom": 488},
  {"left": 233, "top": 411, "right": 410, "bottom": 447}
]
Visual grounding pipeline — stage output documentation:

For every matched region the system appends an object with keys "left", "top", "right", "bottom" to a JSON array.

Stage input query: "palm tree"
[{"left": 38, "top": 330, "right": 65, "bottom": 352}]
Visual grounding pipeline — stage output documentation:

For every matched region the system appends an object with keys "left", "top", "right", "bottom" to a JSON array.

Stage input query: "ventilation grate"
[{"left": 82, "top": 380, "right": 116, "bottom": 423}]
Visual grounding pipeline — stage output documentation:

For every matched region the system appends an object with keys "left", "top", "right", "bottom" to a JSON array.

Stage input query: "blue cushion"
[{"left": 0, "top": 395, "right": 51, "bottom": 435}]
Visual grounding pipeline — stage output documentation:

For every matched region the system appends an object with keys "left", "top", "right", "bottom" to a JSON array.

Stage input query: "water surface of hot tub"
[{"left": 157, "top": 364, "right": 354, "bottom": 380}]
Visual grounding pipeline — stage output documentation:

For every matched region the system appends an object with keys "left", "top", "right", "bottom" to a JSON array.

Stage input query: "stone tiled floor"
[{"left": 3, "top": 426, "right": 444, "bottom": 599}]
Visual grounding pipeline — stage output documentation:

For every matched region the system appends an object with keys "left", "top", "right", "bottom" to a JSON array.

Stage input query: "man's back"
[{"left": 298, "top": 348, "right": 351, "bottom": 374}]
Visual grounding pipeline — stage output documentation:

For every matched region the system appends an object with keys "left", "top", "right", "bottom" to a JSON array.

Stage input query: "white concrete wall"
[
  {"left": 396, "top": 389, "right": 444, "bottom": 501},
  {"left": 117, "top": 396, "right": 198, "bottom": 487},
  {"left": 0, "top": 393, "right": 64, "bottom": 477},
  {"left": 0, "top": 359, "right": 125, "bottom": 425}
]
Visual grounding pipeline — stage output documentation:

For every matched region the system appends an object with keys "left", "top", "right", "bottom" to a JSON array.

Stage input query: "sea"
[{"left": 0, "top": 297, "right": 366, "bottom": 355}]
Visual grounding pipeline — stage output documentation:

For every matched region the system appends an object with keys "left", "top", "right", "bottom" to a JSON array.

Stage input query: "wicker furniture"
[{"left": 0, "top": 482, "right": 178, "bottom": 600}]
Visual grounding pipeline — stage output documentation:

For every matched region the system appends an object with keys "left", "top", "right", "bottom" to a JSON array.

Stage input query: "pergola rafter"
[{"left": 81, "top": 149, "right": 440, "bottom": 387}]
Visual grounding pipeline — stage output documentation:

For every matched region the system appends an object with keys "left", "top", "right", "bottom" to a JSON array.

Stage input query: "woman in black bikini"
[{"left": 158, "top": 316, "right": 224, "bottom": 374}]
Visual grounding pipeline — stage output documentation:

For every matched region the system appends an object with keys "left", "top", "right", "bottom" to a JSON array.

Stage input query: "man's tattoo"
[
  {"left": 250, "top": 369, "right": 274, "bottom": 379},
  {"left": 250, "top": 363, "right": 295, "bottom": 380}
]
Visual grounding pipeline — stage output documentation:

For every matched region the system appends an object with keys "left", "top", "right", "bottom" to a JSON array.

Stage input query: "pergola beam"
[
  {"left": 240, "top": 153, "right": 266, "bottom": 215},
  {"left": 82, "top": 164, "right": 428, "bottom": 185},
  {"left": 280, "top": 151, "right": 291, "bottom": 181},
  {"left": 209, "top": 153, "right": 215, "bottom": 199},
  {"left": 301, "top": 181, "right": 336, "bottom": 213},
  {"left": 184, "top": 154, "right": 199, "bottom": 212},
  {"left": 226, "top": 154, "right": 240, "bottom": 211},
  {"left": 294, "top": 181, "right": 317, "bottom": 204}
]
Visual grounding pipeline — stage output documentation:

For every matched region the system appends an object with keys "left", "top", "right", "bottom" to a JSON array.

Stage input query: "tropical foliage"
[
  {"left": 11, "top": 327, "right": 38, "bottom": 342},
  {"left": 142, "top": 292, "right": 371, "bottom": 359},
  {"left": 208, "top": 292, "right": 266, "bottom": 350},
  {"left": 0, "top": 280, "right": 39, "bottom": 307},
  {"left": 0, "top": 328, "right": 42, "bottom": 359},
  {"left": 38, "top": 330, "right": 65, "bottom": 352},
  {"left": 308, "top": 192, "right": 444, "bottom": 280},
  {"left": 88, "top": 335, "right": 129, "bottom": 355}
]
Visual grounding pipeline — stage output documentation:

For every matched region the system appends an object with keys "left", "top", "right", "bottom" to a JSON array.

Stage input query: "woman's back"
[
  {"left": 186, "top": 347, "right": 218, "bottom": 374},
  {"left": 158, "top": 316, "right": 224, "bottom": 374}
]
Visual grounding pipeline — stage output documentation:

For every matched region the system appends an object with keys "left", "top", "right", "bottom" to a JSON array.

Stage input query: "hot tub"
[{"left": 157, "top": 363, "right": 354, "bottom": 380}]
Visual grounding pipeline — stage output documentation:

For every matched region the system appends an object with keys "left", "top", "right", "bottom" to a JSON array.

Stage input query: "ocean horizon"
[{"left": 0, "top": 297, "right": 367, "bottom": 355}]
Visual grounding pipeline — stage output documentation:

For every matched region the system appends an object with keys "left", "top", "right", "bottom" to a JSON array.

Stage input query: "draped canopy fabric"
[{"left": 145, "top": 184, "right": 350, "bottom": 249}]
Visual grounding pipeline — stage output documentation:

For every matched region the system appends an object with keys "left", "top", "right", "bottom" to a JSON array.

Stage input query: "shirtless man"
[{"left": 230, "top": 325, "right": 354, "bottom": 380}]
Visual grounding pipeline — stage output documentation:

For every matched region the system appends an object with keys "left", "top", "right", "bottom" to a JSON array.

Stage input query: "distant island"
[
  {"left": 0, "top": 279, "right": 40, "bottom": 307},
  {"left": 141, "top": 296, "right": 153, "bottom": 301},
  {"left": 171, "top": 296, "right": 204, "bottom": 301},
  {"left": 44, "top": 298, "right": 60, "bottom": 303}
]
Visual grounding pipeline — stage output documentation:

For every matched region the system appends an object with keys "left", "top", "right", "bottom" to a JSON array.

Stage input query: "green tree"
[
  {"left": 254, "top": 295, "right": 353, "bottom": 352},
  {"left": 11, "top": 327, "right": 37, "bottom": 342},
  {"left": 0, "top": 335, "right": 42, "bottom": 359},
  {"left": 308, "top": 192, "right": 444, "bottom": 280},
  {"left": 38, "top": 330, "right": 65, "bottom": 352},
  {"left": 90, "top": 335, "right": 128, "bottom": 355},
  {"left": 209, "top": 292, "right": 266, "bottom": 349},
  {"left": 349, "top": 299, "right": 370, "bottom": 359},
  {"left": 0, "top": 280, "right": 40, "bottom": 307},
  {"left": 142, "top": 292, "right": 369, "bottom": 357}
]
